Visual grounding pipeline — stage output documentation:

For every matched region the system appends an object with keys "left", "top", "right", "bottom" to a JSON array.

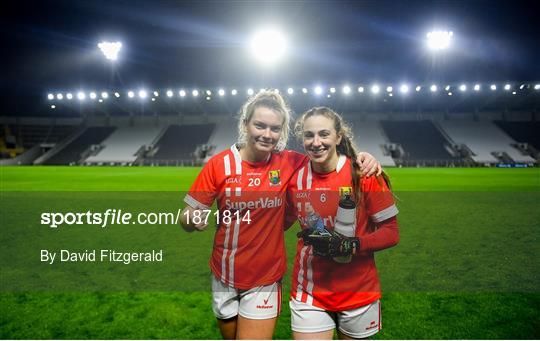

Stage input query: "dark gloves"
[{"left": 297, "top": 228, "right": 360, "bottom": 258}]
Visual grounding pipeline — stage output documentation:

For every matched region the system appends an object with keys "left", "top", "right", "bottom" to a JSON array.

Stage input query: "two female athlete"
[{"left": 180, "top": 91, "right": 381, "bottom": 339}]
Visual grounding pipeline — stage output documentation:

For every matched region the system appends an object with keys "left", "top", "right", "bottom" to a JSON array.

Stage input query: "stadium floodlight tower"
[
  {"left": 426, "top": 30, "right": 453, "bottom": 51},
  {"left": 249, "top": 28, "right": 287, "bottom": 66},
  {"left": 98, "top": 41, "right": 122, "bottom": 61}
]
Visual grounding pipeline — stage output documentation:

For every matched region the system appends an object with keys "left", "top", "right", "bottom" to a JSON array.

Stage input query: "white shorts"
[
  {"left": 211, "top": 275, "right": 281, "bottom": 320},
  {"left": 290, "top": 298, "right": 381, "bottom": 338}
]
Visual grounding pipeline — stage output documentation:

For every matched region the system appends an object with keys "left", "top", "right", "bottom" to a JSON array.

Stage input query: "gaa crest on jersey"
[
  {"left": 268, "top": 170, "right": 281, "bottom": 186},
  {"left": 339, "top": 186, "right": 353, "bottom": 198}
]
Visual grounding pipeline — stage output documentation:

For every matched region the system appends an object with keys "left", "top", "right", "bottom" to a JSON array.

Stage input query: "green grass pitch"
[{"left": 0, "top": 166, "right": 539, "bottom": 339}]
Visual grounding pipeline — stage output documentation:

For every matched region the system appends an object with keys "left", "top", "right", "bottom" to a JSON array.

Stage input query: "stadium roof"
[{"left": 3, "top": 0, "right": 540, "bottom": 115}]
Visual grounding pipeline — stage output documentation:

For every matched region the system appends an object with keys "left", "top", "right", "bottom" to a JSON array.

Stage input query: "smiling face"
[
  {"left": 245, "top": 106, "right": 284, "bottom": 157},
  {"left": 302, "top": 114, "right": 342, "bottom": 171}
]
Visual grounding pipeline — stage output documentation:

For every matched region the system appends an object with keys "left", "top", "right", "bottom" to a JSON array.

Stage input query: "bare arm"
[{"left": 180, "top": 205, "right": 209, "bottom": 232}]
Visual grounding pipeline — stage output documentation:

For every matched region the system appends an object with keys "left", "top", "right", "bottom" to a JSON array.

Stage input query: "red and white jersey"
[
  {"left": 288, "top": 155, "right": 398, "bottom": 311},
  {"left": 185, "top": 145, "right": 306, "bottom": 289}
]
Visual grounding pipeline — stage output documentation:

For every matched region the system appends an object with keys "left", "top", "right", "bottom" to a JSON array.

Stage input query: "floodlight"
[
  {"left": 504, "top": 84, "right": 511, "bottom": 91},
  {"left": 400, "top": 84, "right": 409, "bottom": 93},
  {"left": 386, "top": 86, "right": 393, "bottom": 93},
  {"left": 426, "top": 30, "right": 453, "bottom": 50},
  {"left": 358, "top": 86, "right": 364, "bottom": 93},
  {"left": 51, "top": 105, "right": 56, "bottom": 109},
  {"left": 415, "top": 86, "right": 421, "bottom": 92},
  {"left": 445, "top": 85, "right": 451, "bottom": 91},
  {"left": 329, "top": 87, "right": 336, "bottom": 94},
  {"left": 166, "top": 90, "right": 173, "bottom": 97},
  {"left": 206, "top": 90, "right": 212, "bottom": 96},
  {"left": 534, "top": 84, "right": 540, "bottom": 90},
  {"left": 448, "top": 92, "right": 453, "bottom": 96},
  {"left": 56, "top": 93, "right": 63, "bottom": 100},
  {"left": 247, "top": 88, "right": 254, "bottom": 96},
  {"left": 101, "top": 92, "right": 108, "bottom": 99},
  {"left": 342, "top": 85, "right": 351, "bottom": 94},
  {"left": 89, "top": 92, "right": 97, "bottom": 99},
  {"left": 98, "top": 99, "right": 103, "bottom": 103},
  {"left": 192, "top": 90, "right": 199, "bottom": 97},
  {"left": 519, "top": 84, "right": 525, "bottom": 90},
  {"left": 371, "top": 85, "right": 380, "bottom": 94},
  {"left": 302, "top": 88, "right": 308, "bottom": 94},
  {"left": 66, "top": 93, "right": 73, "bottom": 100},
  {"left": 47, "top": 93, "right": 54, "bottom": 100},
  {"left": 138, "top": 90, "right": 147, "bottom": 99},
  {"left": 128, "top": 91, "right": 135, "bottom": 98},
  {"left": 314, "top": 86, "right": 323, "bottom": 95},
  {"left": 430, "top": 85, "right": 438, "bottom": 92},
  {"left": 179, "top": 90, "right": 186, "bottom": 97},
  {"left": 459, "top": 84, "right": 467, "bottom": 92},
  {"left": 98, "top": 41, "right": 122, "bottom": 61},
  {"left": 114, "top": 92, "right": 120, "bottom": 98},
  {"left": 77, "top": 92, "right": 86, "bottom": 100},
  {"left": 474, "top": 84, "right": 480, "bottom": 91},
  {"left": 287, "top": 87, "right": 294, "bottom": 95},
  {"left": 490, "top": 84, "right": 497, "bottom": 91},
  {"left": 151, "top": 98, "right": 156, "bottom": 102},
  {"left": 231, "top": 89, "right": 238, "bottom": 95},
  {"left": 249, "top": 28, "right": 287, "bottom": 65}
]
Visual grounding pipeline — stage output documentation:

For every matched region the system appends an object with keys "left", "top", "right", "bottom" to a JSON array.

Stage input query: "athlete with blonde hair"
[{"left": 180, "top": 94, "right": 381, "bottom": 339}]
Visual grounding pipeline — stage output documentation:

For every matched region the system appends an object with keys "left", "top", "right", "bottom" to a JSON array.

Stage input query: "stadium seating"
[
  {"left": 205, "top": 119, "right": 236, "bottom": 159},
  {"left": 43, "top": 126, "right": 116, "bottom": 165},
  {"left": 439, "top": 121, "right": 536, "bottom": 164},
  {"left": 10, "top": 124, "right": 75, "bottom": 148},
  {"left": 349, "top": 120, "right": 396, "bottom": 166},
  {"left": 494, "top": 121, "right": 540, "bottom": 150},
  {"left": 146, "top": 124, "right": 215, "bottom": 162},
  {"left": 3, "top": 115, "right": 537, "bottom": 166},
  {"left": 85, "top": 125, "right": 164, "bottom": 164},
  {"left": 380, "top": 121, "right": 456, "bottom": 163}
]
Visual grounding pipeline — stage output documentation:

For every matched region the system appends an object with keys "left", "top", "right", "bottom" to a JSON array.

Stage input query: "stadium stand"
[
  {"left": 380, "top": 120, "right": 457, "bottom": 165},
  {"left": 439, "top": 120, "right": 536, "bottom": 164},
  {"left": 205, "top": 119, "right": 235, "bottom": 160},
  {"left": 349, "top": 120, "right": 396, "bottom": 166},
  {"left": 10, "top": 124, "right": 75, "bottom": 149},
  {"left": 2, "top": 113, "right": 537, "bottom": 167},
  {"left": 85, "top": 125, "right": 164, "bottom": 164},
  {"left": 494, "top": 121, "right": 540, "bottom": 155},
  {"left": 1, "top": 125, "right": 24, "bottom": 158},
  {"left": 42, "top": 126, "right": 116, "bottom": 165},
  {"left": 145, "top": 124, "right": 215, "bottom": 164}
]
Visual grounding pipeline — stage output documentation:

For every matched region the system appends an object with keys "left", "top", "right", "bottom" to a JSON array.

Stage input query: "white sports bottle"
[{"left": 333, "top": 194, "right": 356, "bottom": 263}]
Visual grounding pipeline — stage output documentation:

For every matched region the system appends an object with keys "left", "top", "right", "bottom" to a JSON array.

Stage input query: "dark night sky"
[{"left": 2, "top": 0, "right": 539, "bottom": 115}]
